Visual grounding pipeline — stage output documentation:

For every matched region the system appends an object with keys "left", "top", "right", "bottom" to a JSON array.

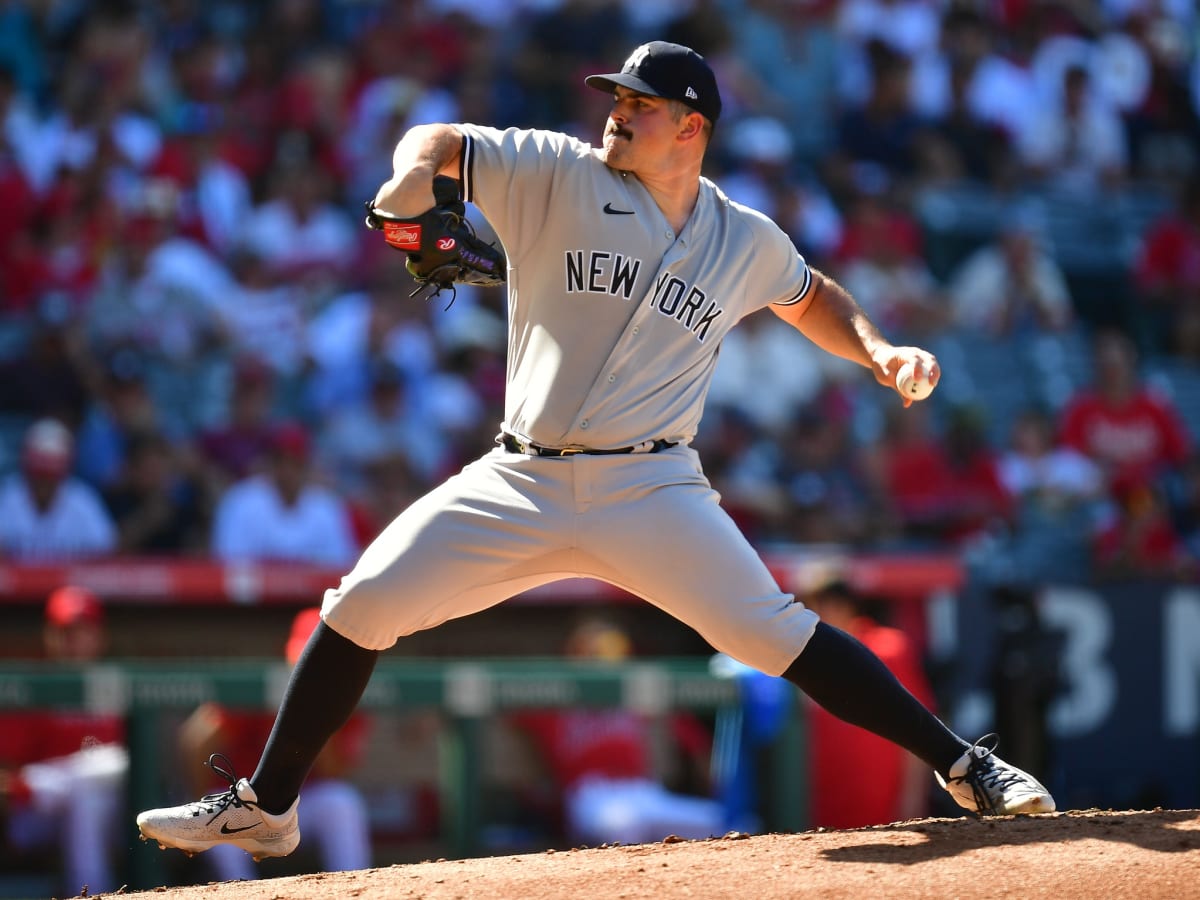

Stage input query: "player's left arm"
[
  {"left": 372, "top": 123, "right": 465, "bottom": 217},
  {"left": 771, "top": 267, "right": 939, "bottom": 408}
]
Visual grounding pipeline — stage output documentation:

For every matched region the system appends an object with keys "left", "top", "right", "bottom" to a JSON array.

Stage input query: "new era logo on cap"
[{"left": 584, "top": 41, "right": 722, "bottom": 124}]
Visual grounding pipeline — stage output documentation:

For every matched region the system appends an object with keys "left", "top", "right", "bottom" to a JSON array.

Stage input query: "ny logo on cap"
[{"left": 625, "top": 44, "right": 651, "bottom": 71}]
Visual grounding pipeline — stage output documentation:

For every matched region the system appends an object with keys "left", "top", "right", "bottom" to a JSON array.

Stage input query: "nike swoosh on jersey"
[
  {"left": 220, "top": 822, "right": 260, "bottom": 835},
  {"left": 603, "top": 203, "right": 635, "bottom": 215}
]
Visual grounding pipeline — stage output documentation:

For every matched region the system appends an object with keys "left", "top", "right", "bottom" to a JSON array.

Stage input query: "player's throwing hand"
[{"left": 872, "top": 347, "right": 940, "bottom": 408}]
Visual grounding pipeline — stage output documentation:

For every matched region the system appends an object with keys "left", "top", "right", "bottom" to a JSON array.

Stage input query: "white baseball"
[{"left": 895, "top": 361, "right": 935, "bottom": 401}]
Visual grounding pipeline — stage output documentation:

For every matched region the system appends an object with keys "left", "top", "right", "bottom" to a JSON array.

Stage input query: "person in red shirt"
[
  {"left": 1092, "top": 474, "right": 1195, "bottom": 581},
  {"left": 0, "top": 586, "right": 127, "bottom": 896},
  {"left": 804, "top": 572, "right": 935, "bottom": 829},
  {"left": 1058, "top": 329, "right": 1191, "bottom": 490},
  {"left": 871, "top": 403, "right": 1013, "bottom": 546},
  {"left": 510, "top": 617, "right": 724, "bottom": 846},
  {"left": 1134, "top": 175, "right": 1200, "bottom": 358},
  {"left": 179, "top": 607, "right": 372, "bottom": 880}
]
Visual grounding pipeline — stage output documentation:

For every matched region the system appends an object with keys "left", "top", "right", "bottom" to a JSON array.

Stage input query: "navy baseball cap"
[{"left": 585, "top": 41, "right": 722, "bottom": 124}]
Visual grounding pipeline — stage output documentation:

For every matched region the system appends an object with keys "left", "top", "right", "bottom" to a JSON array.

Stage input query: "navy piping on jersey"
[
  {"left": 774, "top": 262, "right": 812, "bottom": 306},
  {"left": 459, "top": 133, "right": 474, "bottom": 203}
]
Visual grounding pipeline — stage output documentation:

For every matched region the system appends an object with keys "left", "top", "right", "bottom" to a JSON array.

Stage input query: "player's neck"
[{"left": 636, "top": 166, "right": 702, "bottom": 234}]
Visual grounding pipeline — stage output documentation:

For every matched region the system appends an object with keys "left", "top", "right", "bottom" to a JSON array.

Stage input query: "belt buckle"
[{"left": 558, "top": 447, "right": 582, "bottom": 456}]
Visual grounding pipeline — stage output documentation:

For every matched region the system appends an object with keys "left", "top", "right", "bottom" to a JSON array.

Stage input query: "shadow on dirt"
[{"left": 821, "top": 809, "right": 1200, "bottom": 865}]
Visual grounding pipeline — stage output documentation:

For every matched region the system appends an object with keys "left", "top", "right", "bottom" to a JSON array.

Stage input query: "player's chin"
[
  {"left": 600, "top": 151, "right": 635, "bottom": 172},
  {"left": 599, "top": 138, "right": 633, "bottom": 169}
]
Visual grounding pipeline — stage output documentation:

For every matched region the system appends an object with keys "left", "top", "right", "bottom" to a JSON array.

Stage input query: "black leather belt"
[{"left": 501, "top": 433, "right": 677, "bottom": 457}]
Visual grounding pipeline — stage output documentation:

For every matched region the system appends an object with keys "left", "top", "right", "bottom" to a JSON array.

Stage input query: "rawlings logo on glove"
[{"left": 364, "top": 176, "right": 506, "bottom": 306}]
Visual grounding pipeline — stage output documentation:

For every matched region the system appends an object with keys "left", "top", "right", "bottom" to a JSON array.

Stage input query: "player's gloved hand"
[{"left": 364, "top": 175, "right": 506, "bottom": 303}]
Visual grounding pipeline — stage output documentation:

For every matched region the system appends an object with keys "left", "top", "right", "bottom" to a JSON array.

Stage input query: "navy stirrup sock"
[
  {"left": 782, "top": 622, "right": 967, "bottom": 777},
  {"left": 250, "top": 621, "right": 379, "bottom": 814}
]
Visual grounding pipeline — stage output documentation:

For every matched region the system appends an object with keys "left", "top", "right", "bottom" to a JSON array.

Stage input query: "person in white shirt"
[
  {"left": 0, "top": 419, "right": 116, "bottom": 561},
  {"left": 237, "top": 160, "right": 358, "bottom": 279},
  {"left": 1016, "top": 63, "right": 1128, "bottom": 192},
  {"left": 947, "top": 212, "right": 1074, "bottom": 336},
  {"left": 211, "top": 423, "right": 357, "bottom": 568}
]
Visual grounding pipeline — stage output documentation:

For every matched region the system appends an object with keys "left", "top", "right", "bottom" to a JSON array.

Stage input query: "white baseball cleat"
[
  {"left": 937, "top": 734, "right": 1056, "bottom": 816},
  {"left": 136, "top": 754, "right": 300, "bottom": 862}
]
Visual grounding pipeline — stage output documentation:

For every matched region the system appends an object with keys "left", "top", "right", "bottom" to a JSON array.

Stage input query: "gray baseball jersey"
[
  {"left": 322, "top": 125, "right": 820, "bottom": 675},
  {"left": 459, "top": 124, "right": 812, "bottom": 449}
]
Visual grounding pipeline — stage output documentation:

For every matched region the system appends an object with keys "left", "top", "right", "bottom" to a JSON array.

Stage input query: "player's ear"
[{"left": 677, "top": 111, "right": 705, "bottom": 143}]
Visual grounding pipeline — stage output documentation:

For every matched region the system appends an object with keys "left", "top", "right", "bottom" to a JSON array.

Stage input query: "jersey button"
[
  {"left": 632, "top": 326, "right": 640, "bottom": 335},
  {"left": 580, "top": 420, "right": 589, "bottom": 429},
  {"left": 608, "top": 374, "right": 616, "bottom": 382}
]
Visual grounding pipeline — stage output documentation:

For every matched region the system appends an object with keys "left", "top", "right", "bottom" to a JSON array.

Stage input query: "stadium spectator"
[
  {"left": 304, "top": 257, "right": 440, "bottom": 419},
  {"left": 0, "top": 418, "right": 116, "bottom": 561},
  {"left": 868, "top": 403, "right": 1012, "bottom": 547},
  {"left": 509, "top": 616, "right": 726, "bottom": 847},
  {"left": 908, "top": 5, "right": 1028, "bottom": 184},
  {"left": 206, "top": 247, "right": 313, "bottom": 381},
  {"left": 803, "top": 569, "right": 935, "bottom": 829},
  {"left": 833, "top": 191, "right": 947, "bottom": 340},
  {"left": 946, "top": 209, "right": 1074, "bottom": 337},
  {"left": 509, "top": 1, "right": 632, "bottom": 133},
  {"left": 1015, "top": 62, "right": 1128, "bottom": 193},
  {"left": 1092, "top": 475, "right": 1194, "bottom": 581},
  {"left": 1121, "top": 11, "right": 1200, "bottom": 185},
  {"left": 999, "top": 408, "right": 1108, "bottom": 516},
  {"left": 715, "top": 114, "right": 796, "bottom": 222},
  {"left": 780, "top": 398, "right": 890, "bottom": 547},
  {"left": 714, "top": 115, "right": 844, "bottom": 264},
  {"left": 102, "top": 430, "right": 209, "bottom": 555},
  {"left": 0, "top": 296, "right": 93, "bottom": 429},
  {"left": 197, "top": 357, "right": 280, "bottom": 488},
  {"left": 1133, "top": 173, "right": 1200, "bottom": 358},
  {"left": 828, "top": 42, "right": 927, "bottom": 198},
  {"left": 180, "top": 607, "right": 372, "bottom": 880},
  {"left": 722, "top": 0, "right": 840, "bottom": 162},
  {"left": 236, "top": 157, "right": 358, "bottom": 282},
  {"left": 997, "top": 407, "right": 1109, "bottom": 582},
  {"left": 913, "top": 57, "right": 1018, "bottom": 189},
  {"left": 1058, "top": 329, "right": 1191, "bottom": 491},
  {"left": 210, "top": 421, "right": 357, "bottom": 567},
  {"left": 1167, "top": 451, "right": 1200, "bottom": 565},
  {"left": 836, "top": 0, "right": 941, "bottom": 64},
  {"left": 319, "top": 358, "right": 448, "bottom": 493},
  {"left": 0, "top": 586, "right": 127, "bottom": 896},
  {"left": 74, "top": 348, "right": 167, "bottom": 491},
  {"left": 82, "top": 182, "right": 233, "bottom": 373}
]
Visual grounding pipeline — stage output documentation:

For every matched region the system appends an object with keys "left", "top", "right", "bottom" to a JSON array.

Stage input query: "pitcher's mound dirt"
[{"left": 102, "top": 808, "right": 1200, "bottom": 900}]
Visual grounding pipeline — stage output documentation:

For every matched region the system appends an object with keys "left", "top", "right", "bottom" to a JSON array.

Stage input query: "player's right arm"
[
  {"left": 372, "top": 124, "right": 465, "bottom": 217},
  {"left": 773, "top": 267, "right": 939, "bottom": 408}
]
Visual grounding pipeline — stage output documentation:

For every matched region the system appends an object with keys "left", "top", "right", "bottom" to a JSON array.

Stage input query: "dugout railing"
[{"left": 0, "top": 658, "right": 806, "bottom": 891}]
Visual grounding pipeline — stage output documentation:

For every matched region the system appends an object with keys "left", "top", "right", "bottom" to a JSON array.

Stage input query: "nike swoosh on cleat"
[
  {"left": 603, "top": 203, "right": 635, "bottom": 215},
  {"left": 220, "top": 822, "right": 260, "bottom": 835}
]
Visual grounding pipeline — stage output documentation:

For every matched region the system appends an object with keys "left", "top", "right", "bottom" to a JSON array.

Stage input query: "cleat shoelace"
[
  {"left": 188, "top": 753, "right": 256, "bottom": 824},
  {"left": 956, "top": 734, "right": 1023, "bottom": 814}
]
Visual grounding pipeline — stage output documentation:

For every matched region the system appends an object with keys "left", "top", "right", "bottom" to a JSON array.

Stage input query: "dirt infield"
[{"left": 100, "top": 809, "right": 1200, "bottom": 900}]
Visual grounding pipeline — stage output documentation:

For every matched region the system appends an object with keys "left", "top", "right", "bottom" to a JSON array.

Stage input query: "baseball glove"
[{"left": 364, "top": 175, "right": 505, "bottom": 305}]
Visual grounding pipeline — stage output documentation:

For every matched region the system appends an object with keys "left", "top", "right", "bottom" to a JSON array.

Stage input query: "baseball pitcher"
[{"left": 138, "top": 41, "right": 1054, "bottom": 865}]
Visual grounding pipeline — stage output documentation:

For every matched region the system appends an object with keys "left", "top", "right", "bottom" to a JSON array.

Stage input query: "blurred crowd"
[{"left": 0, "top": 0, "right": 1198, "bottom": 585}]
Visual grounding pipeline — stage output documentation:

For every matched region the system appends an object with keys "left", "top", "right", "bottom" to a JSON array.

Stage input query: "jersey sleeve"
[
  {"left": 735, "top": 205, "right": 813, "bottom": 312},
  {"left": 455, "top": 124, "right": 589, "bottom": 265}
]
